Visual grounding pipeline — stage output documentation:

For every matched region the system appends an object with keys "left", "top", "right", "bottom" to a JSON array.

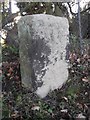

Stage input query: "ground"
[{"left": 2, "top": 41, "right": 90, "bottom": 119}]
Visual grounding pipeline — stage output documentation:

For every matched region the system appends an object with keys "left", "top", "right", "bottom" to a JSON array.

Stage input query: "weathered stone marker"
[{"left": 18, "top": 14, "right": 69, "bottom": 98}]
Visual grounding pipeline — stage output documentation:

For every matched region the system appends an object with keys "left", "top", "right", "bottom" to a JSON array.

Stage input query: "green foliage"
[
  {"left": 2, "top": 98, "right": 9, "bottom": 118},
  {"left": 69, "top": 34, "right": 80, "bottom": 53},
  {"left": 9, "top": 45, "right": 19, "bottom": 54},
  {"left": 2, "top": 45, "right": 19, "bottom": 61},
  {"left": 69, "top": 34, "right": 90, "bottom": 55},
  {"left": 17, "top": 2, "right": 68, "bottom": 17}
]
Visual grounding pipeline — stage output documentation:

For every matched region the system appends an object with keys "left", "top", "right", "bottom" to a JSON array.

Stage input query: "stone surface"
[{"left": 18, "top": 14, "right": 69, "bottom": 98}]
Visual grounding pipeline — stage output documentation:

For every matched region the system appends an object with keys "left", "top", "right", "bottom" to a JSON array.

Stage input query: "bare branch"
[{"left": 67, "top": 2, "right": 90, "bottom": 16}]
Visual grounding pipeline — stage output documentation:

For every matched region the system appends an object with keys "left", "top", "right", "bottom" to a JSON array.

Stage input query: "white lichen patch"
[{"left": 36, "top": 60, "right": 68, "bottom": 98}]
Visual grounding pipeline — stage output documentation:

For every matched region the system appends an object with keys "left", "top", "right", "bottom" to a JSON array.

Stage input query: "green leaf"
[{"left": 48, "top": 108, "right": 52, "bottom": 113}]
